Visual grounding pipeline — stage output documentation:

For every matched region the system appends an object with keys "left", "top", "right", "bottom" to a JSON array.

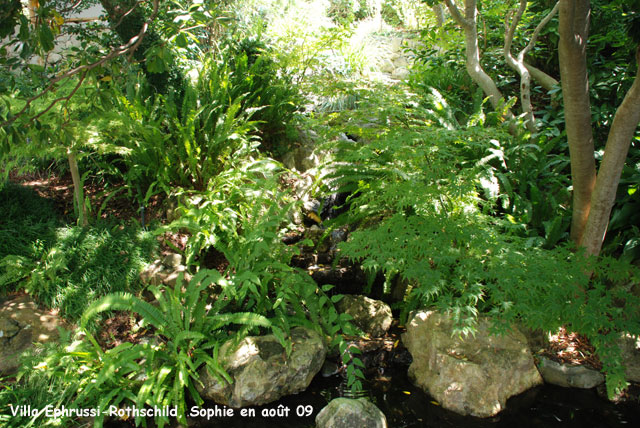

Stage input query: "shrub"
[{"left": 327, "top": 121, "right": 640, "bottom": 397}]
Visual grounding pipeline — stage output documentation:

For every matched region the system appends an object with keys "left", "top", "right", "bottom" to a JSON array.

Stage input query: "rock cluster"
[
  {"left": 536, "top": 356, "right": 604, "bottom": 389},
  {"left": 337, "top": 295, "right": 392, "bottom": 338},
  {"left": 373, "top": 36, "right": 418, "bottom": 81},
  {"left": 139, "top": 253, "right": 191, "bottom": 287}
]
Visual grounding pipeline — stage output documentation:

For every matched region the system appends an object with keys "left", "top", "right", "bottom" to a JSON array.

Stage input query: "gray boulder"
[
  {"left": 139, "top": 253, "right": 191, "bottom": 287},
  {"left": 316, "top": 398, "right": 387, "bottom": 428},
  {"left": 391, "top": 67, "right": 410, "bottom": 80},
  {"left": 0, "top": 295, "right": 66, "bottom": 374},
  {"left": 536, "top": 356, "right": 604, "bottom": 388},
  {"left": 198, "top": 327, "right": 326, "bottom": 407},
  {"left": 378, "top": 59, "right": 395, "bottom": 74},
  {"left": 619, "top": 333, "right": 640, "bottom": 383},
  {"left": 337, "top": 295, "right": 392, "bottom": 338},
  {"left": 402, "top": 311, "right": 542, "bottom": 417}
]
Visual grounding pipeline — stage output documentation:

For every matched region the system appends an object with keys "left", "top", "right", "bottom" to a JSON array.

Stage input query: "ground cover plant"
[{"left": 1, "top": 0, "right": 640, "bottom": 426}]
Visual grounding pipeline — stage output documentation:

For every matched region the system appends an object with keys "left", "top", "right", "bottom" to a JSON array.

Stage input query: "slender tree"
[
  {"left": 504, "top": 0, "right": 560, "bottom": 132},
  {"left": 442, "top": 0, "right": 510, "bottom": 112},
  {"left": 558, "top": 0, "right": 640, "bottom": 255}
]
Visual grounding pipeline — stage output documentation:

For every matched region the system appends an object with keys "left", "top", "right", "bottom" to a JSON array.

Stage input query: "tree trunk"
[
  {"left": 443, "top": 0, "right": 510, "bottom": 113},
  {"left": 504, "top": 0, "right": 536, "bottom": 132},
  {"left": 432, "top": 4, "right": 445, "bottom": 27},
  {"left": 580, "top": 45, "right": 640, "bottom": 256},
  {"left": 504, "top": 1, "right": 560, "bottom": 132},
  {"left": 558, "top": 0, "right": 596, "bottom": 244},
  {"left": 68, "top": 149, "right": 88, "bottom": 227},
  {"left": 525, "top": 63, "right": 559, "bottom": 91}
]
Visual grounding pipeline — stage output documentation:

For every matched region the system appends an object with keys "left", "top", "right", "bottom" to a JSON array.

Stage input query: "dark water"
[{"left": 178, "top": 365, "right": 640, "bottom": 428}]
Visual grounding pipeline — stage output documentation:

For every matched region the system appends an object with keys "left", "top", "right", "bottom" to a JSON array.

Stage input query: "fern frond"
[{"left": 80, "top": 292, "right": 168, "bottom": 332}]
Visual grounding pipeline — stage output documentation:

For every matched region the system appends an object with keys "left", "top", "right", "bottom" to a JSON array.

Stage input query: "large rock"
[
  {"left": 0, "top": 294, "right": 66, "bottom": 374},
  {"left": 198, "top": 327, "right": 326, "bottom": 407},
  {"left": 536, "top": 356, "right": 604, "bottom": 388},
  {"left": 402, "top": 311, "right": 543, "bottom": 417},
  {"left": 378, "top": 58, "right": 395, "bottom": 74},
  {"left": 316, "top": 398, "right": 387, "bottom": 428},
  {"left": 337, "top": 295, "right": 392, "bottom": 338},
  {"left": 391, "top": 67, "right": 410, "bottom": 80},
  {"left": 619, "top": 333, "right": 640, "bottom": 383},
  {"left": 139, "top": 253, "right": 191, "bottom": 287},
  {"left": 282, "top": 129, "right": 324, "bottom": 173}
]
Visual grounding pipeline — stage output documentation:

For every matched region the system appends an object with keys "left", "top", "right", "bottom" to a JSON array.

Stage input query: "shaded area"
[{"left": 0, "top": 183, "right": 157, "bottom": 322}]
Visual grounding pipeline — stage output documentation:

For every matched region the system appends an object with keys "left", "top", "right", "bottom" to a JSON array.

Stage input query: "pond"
[
  {"left": 185, "top": 366, "right": 639, "bottom": 428},
  {"left": 105, "top": 359, "right": 639, "bottom": 428}
]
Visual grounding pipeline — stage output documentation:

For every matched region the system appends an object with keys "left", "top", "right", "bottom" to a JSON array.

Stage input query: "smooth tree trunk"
[
  {"left": 526, "top": 64, "right": 559, "bottom": 92},
  {"left": 432, "top": 3, "right": 445, "bottom": 27},
  {"left": 67, "top": 149, "right": 88, "bottom": 227},
  {"left": 581, "top": 45, "right": 640, "bottom": 256},
  {"left": 558, "top": 0, "right": 596, "bottom": 244},
  {"left": 443, "top": 0, "right": 507, "bottom": 112},
  {"left": 504, "top": 0, "right": 536, "bottom": 132},
  {"left": 504, "top": 0, "right": 560, "bottom": 132}
]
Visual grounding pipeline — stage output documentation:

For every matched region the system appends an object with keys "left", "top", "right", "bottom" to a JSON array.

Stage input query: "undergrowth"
[
  {"left": 318, "top": 82, "right": 640, "bottom": 398},
  {"left": 0, "top": 183, "right": 156, "bottom": 322}
]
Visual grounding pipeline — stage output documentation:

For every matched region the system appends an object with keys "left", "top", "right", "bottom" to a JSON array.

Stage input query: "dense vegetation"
[{"left": 1, "top": 1, "right": 639, "bottom": 426}]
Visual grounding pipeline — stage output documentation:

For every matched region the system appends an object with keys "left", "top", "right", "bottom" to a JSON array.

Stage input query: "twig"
[{"left": 522, "top": 1, "right": 559, "bottom": 58}]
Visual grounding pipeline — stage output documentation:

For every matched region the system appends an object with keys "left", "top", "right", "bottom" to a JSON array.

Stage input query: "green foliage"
[
  {"left": 380, "top": 0, "right": 430, "bottom": 28},
  {"left": 0, "top": 331, "right": 87, "bottom": 428},
  {"left": 77, "top": 269, "right": 269, "bottom": 427},
  {"left": 327, "top": 112, "right": 640, "bottom": 396},
  {"left": 0, "top": 184, "right": 156, "bottom": 321},
  {"left": 0, "top": 0, "right": 21, "bottom": 38},
  {"left": 409, "top": 29, "right": 478, "bottom": 121},
  {"left": 226, "top": 38, "right": 301, "bottom": 154},
  {"left": 327, "top": 0, "right": 369, "bottom": 26},
  {"left": 92, "top": 40, "right": 299, "bottom": 195},
  {"left": 339, "top": 341, "right": 365, "bottom": 392},
  {"left": 0, "top": 182, "right": 60, "bottom": 261},
  {"left": 95, "top": 61, "right": 257, "bottom": 192},
  {"left": 602, "top": 143, "right": 640, "bottom": 261},
  {"left": 166, "top": 156, "right": 355, "bottom": 344}
]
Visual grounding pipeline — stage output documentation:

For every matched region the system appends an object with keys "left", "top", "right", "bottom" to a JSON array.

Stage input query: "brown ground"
[
  {"left": 97, "top": 311, "right": 151, "bottom": 349},
  {"left": 9, "top": 170, "right": 165, "bottom": 223},
  {"left": 539, "top": 326, "right": 602, "bottom": 370}
]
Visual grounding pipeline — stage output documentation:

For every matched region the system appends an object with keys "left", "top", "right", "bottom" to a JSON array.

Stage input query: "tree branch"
[
  {"left": 504, "top": 1, "right": 559, "bottom": 92},
  {"left": 504, "top": 1, "right": 527, "bottom": 60},
  {"left": 0, "top": 0, "right": 159, "bottom": 129},
  {"left": 442, "top": 0, "right": 472, "bottom": 30},
  {"left": 522, "top": 1, "right": 560, "bottom": 59},
  {"left": 30, "top": 71, "right": 87, "bottom": 124}
]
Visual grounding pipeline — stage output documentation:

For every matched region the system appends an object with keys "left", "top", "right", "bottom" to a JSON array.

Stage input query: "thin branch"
[
  {"left": 522, "top": 1, "right": 559, "bottom": 59},
  {"left": 31, "top": 71, "right": 87, "bottom": 124},
  {"left": 504, "top": 0, "right": 559, "bottom": 91},
  {"left": 63, "top": 17, "right": 102, "bottom": 24},
  {"left": 58, "top": 0, "right": 84, "bottom": 15},
  {"left": 504, "top": 0, "right": 527, "bottom": 60},
  {"left": 442, "top": 0, "right": 472, "bottom": 30},
  {"left": 108, "top": 1, "right": 145, "bottom": 30},
  {"left": 1, "top": 0, "right": 159, "bottom": 128}
]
